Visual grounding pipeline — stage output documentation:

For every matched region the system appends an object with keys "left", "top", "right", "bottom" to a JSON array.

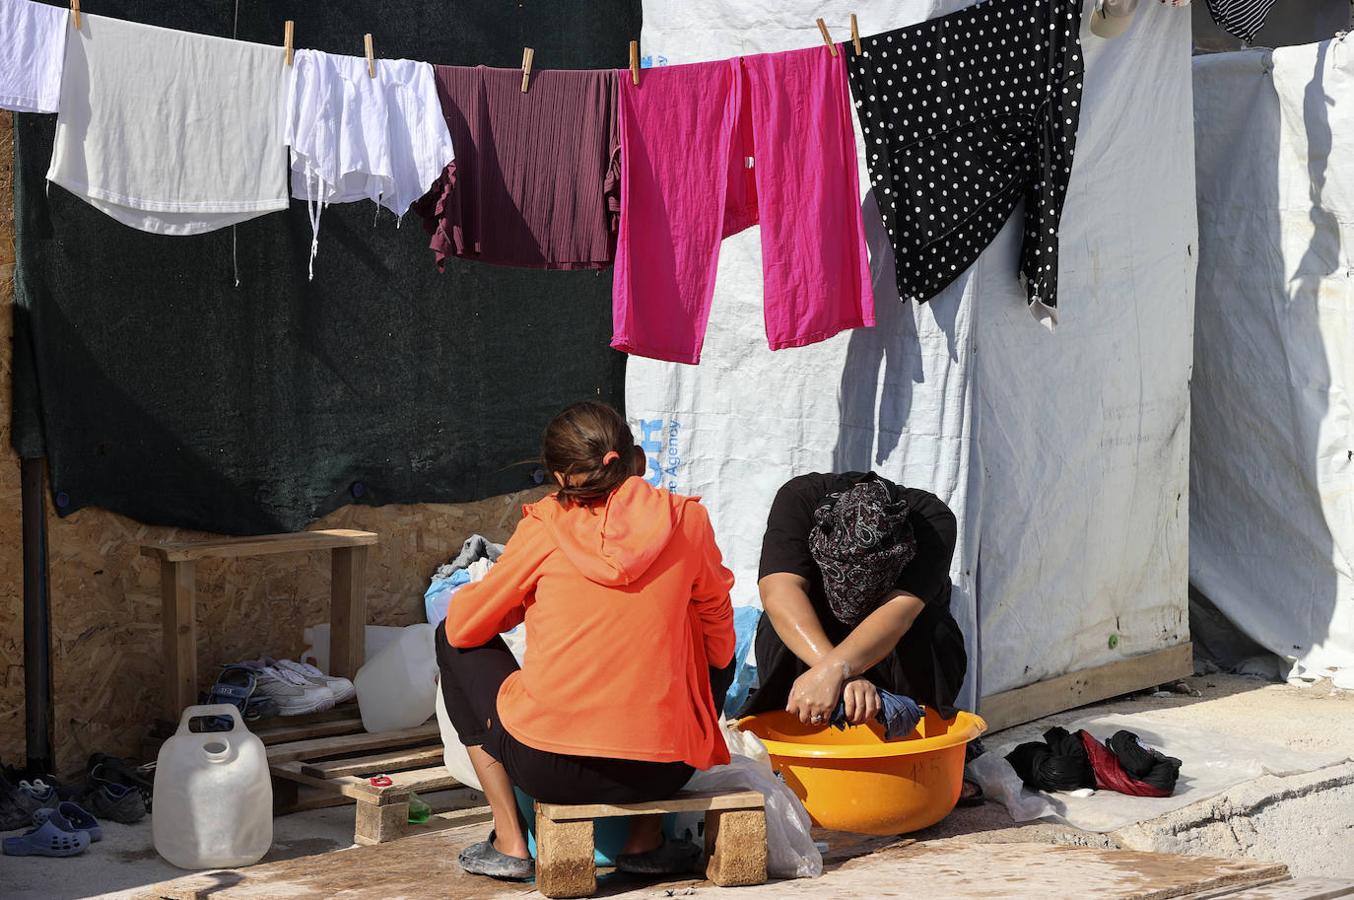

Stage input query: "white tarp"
[
  {"left": 629, "top": 1, "right": 1196, "bottom": 708},
  {"left": 1191, "top": 41, "right": 1354, "bottom": 682}
]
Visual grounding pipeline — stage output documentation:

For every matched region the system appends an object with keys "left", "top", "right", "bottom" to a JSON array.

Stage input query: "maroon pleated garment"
[{"left": 412, "top": 65, "right": 620, "bottom": 271}]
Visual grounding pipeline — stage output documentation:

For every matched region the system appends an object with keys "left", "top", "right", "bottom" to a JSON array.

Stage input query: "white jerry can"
[
  {"left": 152, "top": 704, "right": 273, "bottom": 869},
  {"left": 354, "top": 623, "right": 439, "bottom": 734}
]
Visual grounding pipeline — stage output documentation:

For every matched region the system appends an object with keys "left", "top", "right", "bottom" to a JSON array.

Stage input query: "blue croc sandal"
[
  {"left": 2, "top": 811, "right": 90, "bottom": 857},
  {"left": 35, "top": 802, "right": 101, "bottom": 842}
]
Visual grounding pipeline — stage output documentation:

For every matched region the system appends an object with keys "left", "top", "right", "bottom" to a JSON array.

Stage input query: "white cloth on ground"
[
  {"left": 0, "top": 0, "right": 67, "bottom": 113},
  {"left": 46, "top": 13, "right": 289, "bottom": 235},
  {"left": 285, "top": 49, "right": 454, "bottom": 276},
  {"left": 968, "top": 713, "right": 1352, "bottom": 832}
]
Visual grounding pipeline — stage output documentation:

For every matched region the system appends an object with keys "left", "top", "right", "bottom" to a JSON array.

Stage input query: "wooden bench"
[
  {"left": 140, "top": 529, "right": 378, "bottom": 721},
  {"left": 258, "top": 705, "right": 485, "bottom": 845},
  {"left": 534, "top": 790, "right": 769, "bottom": 898}
]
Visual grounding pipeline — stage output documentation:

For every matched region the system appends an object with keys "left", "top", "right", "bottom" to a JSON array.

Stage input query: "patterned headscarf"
[{"left": 809, "top": 477, "right": 917, "bottom": 625}]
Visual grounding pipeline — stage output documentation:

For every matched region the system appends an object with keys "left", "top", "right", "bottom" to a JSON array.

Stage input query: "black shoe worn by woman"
[
  {"left": 458, "top": 831, "right": 535, "bottom": 881},
  {"left": 615, "top": 837, "right": 703, "bottom": 876}
]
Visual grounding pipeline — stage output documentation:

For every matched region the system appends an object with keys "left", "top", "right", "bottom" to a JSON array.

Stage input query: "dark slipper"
[
  {"left": 458, "top": 831, "right": 534, "bottom": 881},
  {"left": 616, "top": 837, "right": 702, "bottom": 876},
  {"left": 957, "top": 777, "right": 985, "bottom": 807}
]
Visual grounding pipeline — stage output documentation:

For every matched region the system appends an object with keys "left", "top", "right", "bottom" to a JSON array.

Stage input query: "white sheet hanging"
[
  {"left": 0, "top": 0, "right": 67, "bottom": 114},
  {"left": 47, "top": 14, "right": 289, "bottom": 235}
]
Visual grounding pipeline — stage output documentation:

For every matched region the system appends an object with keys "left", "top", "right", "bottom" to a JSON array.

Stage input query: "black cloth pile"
[
  {"left": 1006, "top": 727, "right": 1182, "bottom": 798},
  {"left": 11, "top": 0, "right": 637, "bottom": 535}
]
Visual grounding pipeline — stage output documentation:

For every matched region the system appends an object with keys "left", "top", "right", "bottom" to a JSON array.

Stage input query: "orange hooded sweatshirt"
[{"left": 445, "top": 476, "right": 736, "bottom": 770}]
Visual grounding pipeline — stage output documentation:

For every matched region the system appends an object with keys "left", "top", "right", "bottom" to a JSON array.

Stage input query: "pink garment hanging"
[{"left": 612, "top": 45, "right": 874, "bottom": 365}]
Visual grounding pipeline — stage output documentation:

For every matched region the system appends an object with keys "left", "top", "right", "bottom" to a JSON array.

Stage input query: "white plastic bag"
[
  {"left": 435, "top": 624, "right": 527, "bottom": 792},
  {"left": 721, "top": 719, "right": 773, "bottom": 774},
  {"left": 435, "top": 678, "right": 480, "bottom": 790},
  {"left": 673, "top": 727, "right": 822, "bottom": 880}
]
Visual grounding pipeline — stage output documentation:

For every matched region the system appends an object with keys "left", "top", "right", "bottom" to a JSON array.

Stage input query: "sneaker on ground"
[
  {"left": 250, "top": 665, "right": 337, "bottom": 716},
  {"left": 274, "top": 658, "right": 357, "bottom": 705},
  {"left": 81, "top": 783, "right": 146, "bottom": 825},
  {"left": 17, "top": 780, "right": 60, "bottom": 814},
  {"left": 0, "top": 776, "right": 31, "bottom": 831}
]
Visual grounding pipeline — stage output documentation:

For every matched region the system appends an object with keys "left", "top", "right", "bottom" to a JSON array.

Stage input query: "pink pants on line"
[{"left": 612, "top": 46, "right": 875, "bottom": 365}]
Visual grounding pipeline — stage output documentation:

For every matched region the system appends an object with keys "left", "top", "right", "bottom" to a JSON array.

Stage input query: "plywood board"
[
  {"left": 36, "top": 484, "right": 545, "bottom": 771},
  {"left": 137, "top": 832, "right": 1288, "bottom": 900},
  {"left": 980, "top": 643, "right": 1195, "bottom": 732}
]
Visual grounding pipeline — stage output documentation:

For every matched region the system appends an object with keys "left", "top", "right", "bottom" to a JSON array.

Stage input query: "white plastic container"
[
  {"left": 300, "top": 623, "right": 405, "bottom": 674},
  {"left": 354, "top": 623, "right": 438, "bottom": 733},
  {"left": 153, "top": 704, "right": 272, "bottom": 869}
]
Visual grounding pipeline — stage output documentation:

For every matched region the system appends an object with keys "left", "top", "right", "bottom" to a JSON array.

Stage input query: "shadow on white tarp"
[
  {"left": 626, "top": 0, "right": 1196, "bottom": 709},
  {"left": 968, "top": 713, "right": 1352, "bottom": 832}
]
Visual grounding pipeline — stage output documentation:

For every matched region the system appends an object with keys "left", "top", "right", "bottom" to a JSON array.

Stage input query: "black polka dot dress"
[{"left": 846, "top": 0, "right": 1085, "bottom": 313}]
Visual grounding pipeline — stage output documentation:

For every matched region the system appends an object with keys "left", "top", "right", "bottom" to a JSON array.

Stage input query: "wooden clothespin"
[
  {"left": 816, "top": 18, "right": 838, "bottom": 57},
  {"left": 629, "top": 40, "right": 640, "bottom": 86},
  {"left": 364, "top": 33, "right": 375, "bottom": 78},
  {"left": 521, "top": 47, "right": 534, "bottom": 93},
  {"left": 850, "top": 14, "right": 861, "bottom": 55},
  {"left": 284, "top": 21, "right": 295, "bottom": 67},
  {"left": 70, "top": 0, "right": 80, "bottom": 29}
]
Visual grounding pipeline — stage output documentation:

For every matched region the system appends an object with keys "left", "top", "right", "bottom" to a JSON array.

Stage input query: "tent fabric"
[
  {"left": 626, "top": 0, "right": 1195, "bottom": 707},
  {"left": 11, "top": 0, "right": 637, "bottom": 535},
  {"left": 1191, "top": 41, "right": 1354, "bottom": 679}
]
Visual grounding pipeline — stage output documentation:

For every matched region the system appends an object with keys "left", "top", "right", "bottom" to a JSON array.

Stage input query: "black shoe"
[
  {"left": 616, "top": 837, "right": 702, "bottom": 876},
  {"left": 457, "top": 831, "right": 535, "bottom": 881},
  {"left": 82, "top": 783, "right": 147, "bottom": 825},
  {"left": 0, "top": 786, "right": 31, "bottom": 832}
]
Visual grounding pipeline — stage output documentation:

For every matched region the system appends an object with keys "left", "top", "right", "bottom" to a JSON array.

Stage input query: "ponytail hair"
[{"left": 542, "top": 401, "right": 639, "bottom": 507}]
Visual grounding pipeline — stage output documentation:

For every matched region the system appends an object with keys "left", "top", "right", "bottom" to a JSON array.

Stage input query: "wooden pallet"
[{"left": 258, "top": 706, "right": 485, "bottom": 845}]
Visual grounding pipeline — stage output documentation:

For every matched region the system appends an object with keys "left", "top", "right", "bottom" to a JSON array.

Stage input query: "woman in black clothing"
[{"left": 739, "top": 472, "right": 967, "bottom": 728}]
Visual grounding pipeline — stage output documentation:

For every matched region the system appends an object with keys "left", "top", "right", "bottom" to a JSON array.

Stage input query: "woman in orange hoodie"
[{"left": 437, "top": 401, "right": 736, "bottom": 881}]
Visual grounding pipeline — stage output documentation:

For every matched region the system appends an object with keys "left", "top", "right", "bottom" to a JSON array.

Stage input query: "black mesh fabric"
[{"left": 11, "top": 0, "right": 638, "bottom": 533}]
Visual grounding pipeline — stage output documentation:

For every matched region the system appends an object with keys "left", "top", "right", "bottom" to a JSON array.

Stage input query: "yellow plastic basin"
[{"left": 738, "top": 708, "right": 987, "bottom": 835}]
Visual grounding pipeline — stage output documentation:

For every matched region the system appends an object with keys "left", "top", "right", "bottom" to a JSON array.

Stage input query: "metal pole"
[{"left": 21, "top": 456, "right": 52, "bottom": 772}]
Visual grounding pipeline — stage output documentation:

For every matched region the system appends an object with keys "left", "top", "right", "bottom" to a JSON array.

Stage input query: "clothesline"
[{"left": 2, "top": 0, "right": 1088, "bottom": 361}]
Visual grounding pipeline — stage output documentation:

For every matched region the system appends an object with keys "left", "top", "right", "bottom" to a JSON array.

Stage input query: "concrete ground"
[
  {"left": 921, "top": 674, "right": 1354, "bottom": 881},
  {"left": 1, "top": 674, "right": 1350, "bottom": 899}
]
